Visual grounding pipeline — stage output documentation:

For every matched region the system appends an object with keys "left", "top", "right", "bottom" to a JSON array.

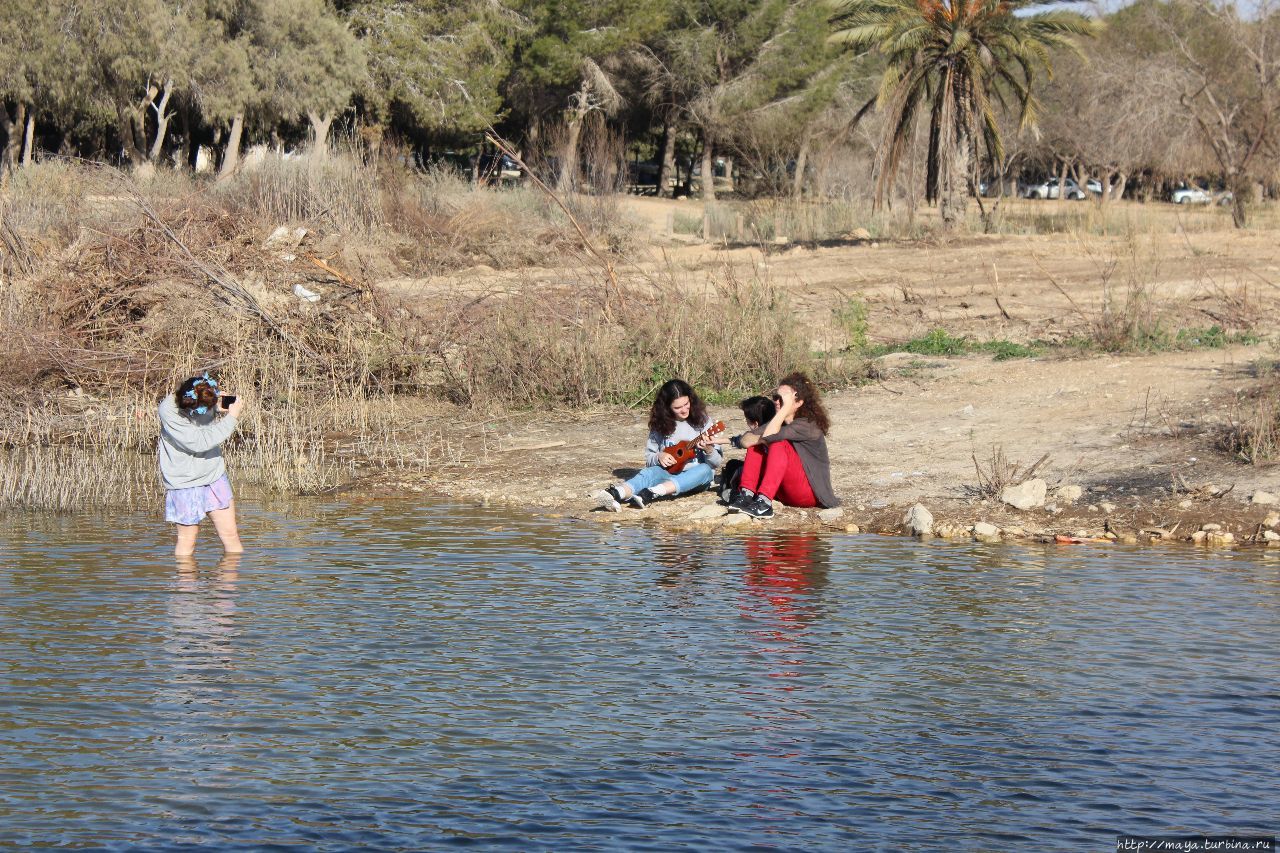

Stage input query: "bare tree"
[
  {"left": 556, "top": 59, "right": 623, "bottom": 194},
  {"left": 1162, "top": 0, "right": 1280, "bottom": 226}
]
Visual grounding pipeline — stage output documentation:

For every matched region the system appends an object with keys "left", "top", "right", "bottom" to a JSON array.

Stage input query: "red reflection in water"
[{"left": 737, "top": 533, "right": 828, "bottom": 775}]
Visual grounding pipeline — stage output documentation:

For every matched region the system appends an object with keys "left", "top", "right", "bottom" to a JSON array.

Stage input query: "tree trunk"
[
  {"left": 116, "top": 102, "right": 146, "bottom": 164},
  {"left": 657, "top": 120, "right": 676, "bottom": 199},
  {"left": 556, "top": 109, "right": 585, "bottom": 194},
  {"left": 218, "top": 113, "right": 244, "bottom": 180},
  {"left": 2, "top": 103, "right": 26, "bottom": 173},
  {"left": 1055, "top": 160, "right": 1068, "bottom": 201},
  {"left": 307, "top": 111, "right": 334, "bottom": 157},
  {"left": 700, "top": 135, "right": 715, "bottom": 202},
  {"left": 792, "top": 134, "right": 811, "bottom": 200},
  {"left": 1228, "top": 173, "right": 1249, "bottom": 228},
  {"left": 20, "top": 110, "right": 35, "bottom": 165},
  {"left": 939, "top": 137, "right": 970, "bottom": 227},
  {"left": 179, "top": 104, "right": 196, "bottom": 170},
  {"left": 1098, "top": 170, "right": 1114, "bottom": 205},
  {"left": 147, "top": 80, "right": 174, "bottom": 162},
  {"left": 1112, "top": 173, "right": 1129, "bottom": 204},
  {"left": 722, "top": 155, "right": 734, "bottom": 194}
]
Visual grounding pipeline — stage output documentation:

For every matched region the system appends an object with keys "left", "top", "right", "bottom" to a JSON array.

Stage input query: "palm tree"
[{"left": 829, "top": 0, "right": 1097, "bottom": 225}]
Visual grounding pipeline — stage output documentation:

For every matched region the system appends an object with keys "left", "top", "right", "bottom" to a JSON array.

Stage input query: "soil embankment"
[
  {"left": 405, "top": 344, "right": 1280, "bottom": 545},
  {"left": 380, "top": 197, "right": 1280, "bottom": 545}
]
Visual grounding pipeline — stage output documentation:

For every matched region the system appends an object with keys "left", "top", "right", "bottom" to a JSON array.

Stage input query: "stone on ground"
[
  {"left": 902, "top": 504, "right": 934, "bottom": 537},
  {"left": 1001, "top": 478, "right": 1047, "bottom": 510},
  {"left": 690, "top": 503, "right": 726, "bottom": 520},
  {"left": 1055, "top": 484, "right": 1084, "bottom": 504},
  {"left": 818, "top": 507, "right": 845, "bottom": 524}
]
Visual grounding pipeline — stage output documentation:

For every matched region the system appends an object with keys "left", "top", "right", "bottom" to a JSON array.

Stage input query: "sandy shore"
[{"left": 372, "top": 343, "right": 1280, "bottom": 546}]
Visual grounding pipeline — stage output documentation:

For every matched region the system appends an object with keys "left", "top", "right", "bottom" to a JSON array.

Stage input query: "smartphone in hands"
[{"left": 220, "top": 395, "right": 237, "bottom": 409}]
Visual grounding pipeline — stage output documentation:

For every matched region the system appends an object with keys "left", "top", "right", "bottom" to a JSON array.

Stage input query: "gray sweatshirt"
[
  {"left": 157, "top": 396, "right": 239, "bottom": 490},
  {"left": 646, "top": 418, "right": 724, "bottom": 469}
]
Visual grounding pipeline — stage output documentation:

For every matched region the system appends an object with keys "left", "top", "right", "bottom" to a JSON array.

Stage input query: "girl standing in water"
[
  {"left": 593, "top": 378, "right": 723, "bottom": 511},
  {"left": 158, "top": 373, "right": 245, "bottom": 556},
  {"left": 731, "top": 371, "right": 839, "bottom": 519}
]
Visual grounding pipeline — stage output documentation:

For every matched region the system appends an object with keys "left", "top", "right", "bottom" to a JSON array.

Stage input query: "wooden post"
[
  {"left": 735, "top": 213, "right": 744, "bottom": 243},
  {"left": 702, "top": 209, "right": 710, "bottom": 242}
]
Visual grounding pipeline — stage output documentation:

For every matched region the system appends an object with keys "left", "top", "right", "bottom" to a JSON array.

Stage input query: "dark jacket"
[{"left": 760, "top": 418, "right": 840, "bottom": 508}]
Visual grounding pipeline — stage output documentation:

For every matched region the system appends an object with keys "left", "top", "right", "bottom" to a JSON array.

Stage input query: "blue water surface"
[{"left": 1, "top": 499, "right": 1277, "bottom": 850}]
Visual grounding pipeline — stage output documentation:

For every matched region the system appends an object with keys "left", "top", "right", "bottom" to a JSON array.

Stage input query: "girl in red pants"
[{"left": 730, "top": 372, "right": 840, "bottom": 519}]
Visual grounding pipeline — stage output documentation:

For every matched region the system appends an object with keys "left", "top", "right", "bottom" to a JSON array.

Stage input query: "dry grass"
[
  {"left": 435, "top": 264, "right": 868, "bottom": 408},
  {"left": 0, "top": 157, "right": 864, "bottom": 508},
  {"left": 0, "top": 447, "right": 155, "bottom": 512},
  {"left": 1031, "top": 234, "right": 1258, "bottom": 353},
  {"left": 976, "top": 197, "right": 1280, "bottom": 237},
  {"left": 1220, "top": 364, "right": 1280, "bottom": 464},
  {"left": 968, "top": 445, "right": 1050, "bottom": 498}
]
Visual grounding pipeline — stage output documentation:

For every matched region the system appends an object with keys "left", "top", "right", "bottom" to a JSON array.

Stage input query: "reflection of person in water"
[
  {"left": 167, "top": 555, "right": 241, "bottom": 669},
  {"left": 157, "top": 555, "right": 243, "bottom": 770},
  {"left": 736, "top": 533, "right": 832, "bottom": 780},
  {"left": 742, "top": 533, "right": 829, "bottom": 628}
]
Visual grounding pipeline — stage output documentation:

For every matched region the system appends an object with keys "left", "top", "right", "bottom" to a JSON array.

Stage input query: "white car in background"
[
  {"left": 1170, "top": 185, "right": 1213, "bottom": 204},
  {"left": 1021, "top": 178, "right": 1087, "bottom": 200},
  {"left": 1083, "top": 178, "right": 1126, "bottom": 198}
]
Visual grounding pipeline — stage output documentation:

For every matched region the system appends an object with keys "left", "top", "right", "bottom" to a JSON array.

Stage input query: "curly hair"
[
  {"left": 649, "top": 378, "right": 709, "bottom": 437},
  {"left": 174, "top": 375, "right": 219, "bottom": 414},
  {"left": 778, "top": 371, "right": 830, "bottom": 434}
]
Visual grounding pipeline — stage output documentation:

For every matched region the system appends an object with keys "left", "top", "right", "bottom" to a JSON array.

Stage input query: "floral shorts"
[{"left": 165, "top": 475, "right": 233, "bottom": 525}]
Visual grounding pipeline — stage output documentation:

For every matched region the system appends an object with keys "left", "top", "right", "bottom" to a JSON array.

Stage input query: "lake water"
[{"left": 2, "top": 499, "right": 1277, "bottom": 850}]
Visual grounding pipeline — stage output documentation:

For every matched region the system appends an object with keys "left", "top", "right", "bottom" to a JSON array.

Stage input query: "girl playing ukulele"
[{"left": 593, "top": 378, "right": 723, "bottom": 511}]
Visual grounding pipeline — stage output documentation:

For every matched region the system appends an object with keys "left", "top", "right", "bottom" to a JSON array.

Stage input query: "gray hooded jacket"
[{"left": 157, "top": 395, "right": 239, "bottom": 490}]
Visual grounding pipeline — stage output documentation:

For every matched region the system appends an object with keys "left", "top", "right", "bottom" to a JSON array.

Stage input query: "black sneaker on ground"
[
  {"left": 630, "top": 488, "right": 659, "bottom": 509},
  {"left": 741, "top": 494, "right": 774, "bottom": 518},
  {"left": 727, "top": 490, "right": 755, "bottom": 513}
]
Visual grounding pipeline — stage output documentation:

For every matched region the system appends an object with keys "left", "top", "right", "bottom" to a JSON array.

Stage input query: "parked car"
[
  {"left": 1083, "top": 178, "right": 1126, "bottom": 198},
  {"left": 1170, "top": 184, "right": 1213, "bottom": 204},
  {"left": 1169, "top": 184, "right": 1236, "bottom": 206},
  {"left": 473, "top": 152, "right": 521, "bottom": 185},
  {"left": 626, "top": 160, "right": 676, "bottom": 195},
  {"left": 1021, "top": 177, "right": 1087, "bottom": 200}
]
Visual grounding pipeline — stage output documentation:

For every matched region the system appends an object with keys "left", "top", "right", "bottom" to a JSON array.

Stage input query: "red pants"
[{"left": 740, "top": 441, "right": 817, "bottom": 507}]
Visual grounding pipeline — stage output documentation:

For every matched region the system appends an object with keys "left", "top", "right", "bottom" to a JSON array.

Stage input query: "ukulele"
[{"left": 661, "top": 421, "right": 726, "bottom": 474}]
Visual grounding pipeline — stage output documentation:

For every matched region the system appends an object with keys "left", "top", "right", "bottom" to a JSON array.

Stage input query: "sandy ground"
[{"left": 371, "top": 197, "right": 1280, "bottom": 546}]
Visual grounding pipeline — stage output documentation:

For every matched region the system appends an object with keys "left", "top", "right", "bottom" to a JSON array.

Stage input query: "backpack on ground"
[{"left": 718, "top": 459, "right": 744, "bottom": 503}]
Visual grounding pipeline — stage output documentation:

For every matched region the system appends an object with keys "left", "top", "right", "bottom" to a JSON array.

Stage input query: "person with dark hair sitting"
[
  {"left": 158, "top": 372, "right": 245, "bottom": 556},
  {"left": 730, "top": 371, "right": 840, "bottom": 519},
  {"left": 730, "top": 395, "right": 777, "bottom": 449},
  {"left": 593, "top": 378, "right": 723, "bottom": 511},
  {"left": 719, "top": 395, "right": 777, "bottom": 504}
]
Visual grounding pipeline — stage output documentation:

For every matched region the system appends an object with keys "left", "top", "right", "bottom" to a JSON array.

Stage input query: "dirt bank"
[
  {"left": 367, "top": 342, "right": 1279, "bottom": 546},
  {"left": 366, "top": 198, "right": 1280, "bottom": 546}
]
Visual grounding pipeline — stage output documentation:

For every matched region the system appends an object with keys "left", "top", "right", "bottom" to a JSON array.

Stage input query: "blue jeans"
[{"left": 624, "top": 462, "right": 714, "bottom": 497}]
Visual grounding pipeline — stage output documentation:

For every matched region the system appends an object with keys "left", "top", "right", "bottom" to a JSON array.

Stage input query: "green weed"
[
  {"left": 870, "top": 329, "right": 1041, "bottom": 361},
  {"left": 835, "top": 297, "right": 870, "bottom": 351}
]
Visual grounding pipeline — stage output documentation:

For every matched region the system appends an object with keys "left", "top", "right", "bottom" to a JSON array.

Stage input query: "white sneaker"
[{"left": 592, "top": 488, "right": 621, "bottom": 512}]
